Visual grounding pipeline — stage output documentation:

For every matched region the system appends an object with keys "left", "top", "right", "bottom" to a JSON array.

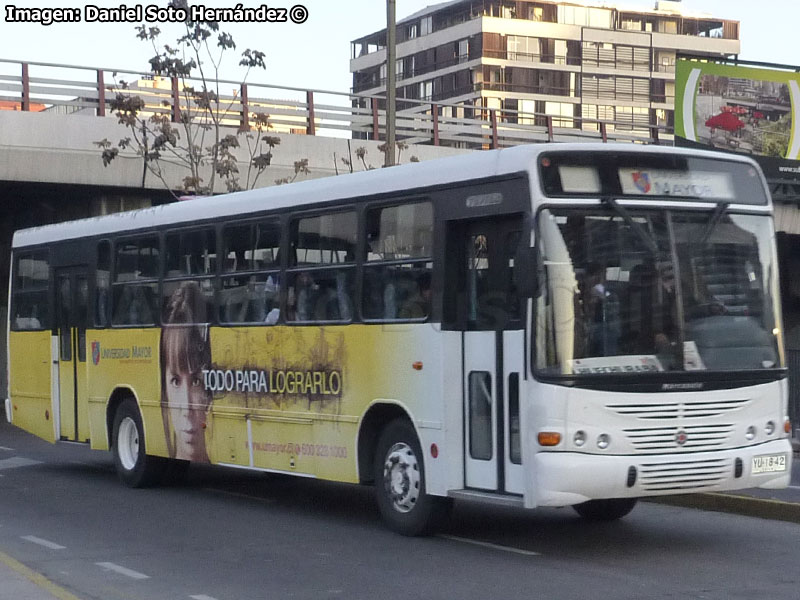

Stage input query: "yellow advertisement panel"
[
  {"left": 10, "top": 280, "right": 438, "bottom": 485},
  {"left": 8, "top": 330, "right": 54, "bottom": 442}
]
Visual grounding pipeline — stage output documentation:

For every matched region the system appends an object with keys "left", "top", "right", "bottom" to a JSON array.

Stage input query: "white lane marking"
[
  {"left": 787, "top": 485, "right": 800, "bottom": 490},
  {"left": 0, "top": 446, "right": 14, "bottom": 451},
  {"left": 190, "top": 595, "right": 220, "bottom": 600},
  {"left": 21, "top": 535, "right": 66, "bottom": 550},
  {"left": 95, "top": 562, "right": 150, "bottom": 580},
  {"left": 439, "top": 534, "right": 541, "bottom": 556},
  {"left": 0, "top": 457, "right": 42, "bottom": 470}
]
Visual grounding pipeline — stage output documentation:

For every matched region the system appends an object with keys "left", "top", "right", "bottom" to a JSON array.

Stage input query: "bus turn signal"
[{"left": 538, "top": 432, "right": 561, "bottom": 446}]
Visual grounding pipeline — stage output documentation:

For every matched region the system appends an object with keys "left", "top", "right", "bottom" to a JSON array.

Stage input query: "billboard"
[{"left": 674, "top": 59, "right": 800, "bottom": 185}]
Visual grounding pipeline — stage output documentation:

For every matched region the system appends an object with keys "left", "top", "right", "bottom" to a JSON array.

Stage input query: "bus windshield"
[{"left": 535, "top": 207, "right": 782, "bottom": 376}]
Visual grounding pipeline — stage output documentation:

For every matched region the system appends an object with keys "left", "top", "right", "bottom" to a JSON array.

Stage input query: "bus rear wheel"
[
  {"left": 112, "top": 398, "right": 165, "bottom": 488},
  {"left": 374, "top": 419, "right": 451, "bottom": 536},
  {"left": 573, "top": 498, "right": 638, "bottom": 521}
]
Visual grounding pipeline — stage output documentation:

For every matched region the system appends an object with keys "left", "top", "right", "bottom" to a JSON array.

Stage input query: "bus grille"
[
  {"left": 624, "top": 424, "right": 734, "bottom": 452},
  {"left": 638, "top": 457, "right": 731, "bottom": 492},
  {"left": 606, "top": 398, "right": 749, "bottom": 420}
]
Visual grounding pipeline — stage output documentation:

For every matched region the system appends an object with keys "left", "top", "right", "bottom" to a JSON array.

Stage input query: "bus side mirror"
[{"left": 514, "top": 246, "right": 538, "bottom": 298}]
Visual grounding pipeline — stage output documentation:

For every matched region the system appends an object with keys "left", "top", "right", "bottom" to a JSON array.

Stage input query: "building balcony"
[
  {"left": 481, "top": 81, "right": 575, "bottom": 98},
  {"left": 483, "top": 49, "right": 581, "bottom": 67}
]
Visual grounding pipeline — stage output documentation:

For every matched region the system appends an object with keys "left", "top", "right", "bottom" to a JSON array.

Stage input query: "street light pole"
[{"left": 385, "top": 0, "right": 396, "bottom": 166}]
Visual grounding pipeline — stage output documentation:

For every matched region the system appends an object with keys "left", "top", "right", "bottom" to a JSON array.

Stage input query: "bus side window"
[
  {"left": 11, "top": 250, "right": 49, "bottom": 331},
  {"left": 111, "top": 236, "right": 159, "bottom": 326},
  {"left": 288, "top": 211, "right": 356, "bottom": 323},
  {"left": 95, "top": 241, "right": 111, "bottom": 327},
  {"left": 362, "top": 201, "right": 433, "bottom": 322},
  {"left": 220, "top": 219, "right": 281, "bottom": 324}
]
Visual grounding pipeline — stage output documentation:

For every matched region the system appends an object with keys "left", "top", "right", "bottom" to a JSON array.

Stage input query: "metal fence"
[{"left": 0, "top": 58, "right": 674, "bottom": 149}]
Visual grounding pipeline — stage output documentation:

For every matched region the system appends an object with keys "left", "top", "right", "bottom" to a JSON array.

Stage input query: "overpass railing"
[{"left": 0, "top": 58, "right": 674, "bottom": 149}]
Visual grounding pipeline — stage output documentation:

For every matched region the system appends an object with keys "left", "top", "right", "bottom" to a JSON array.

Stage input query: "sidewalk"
[{"left": 0, "top": 552, "right": 81, "bottom": 600}]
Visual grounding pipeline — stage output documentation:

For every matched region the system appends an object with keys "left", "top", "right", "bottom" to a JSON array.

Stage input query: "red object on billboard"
[{"left": 705, "top": 111, "right": 745, "bottom": 132}]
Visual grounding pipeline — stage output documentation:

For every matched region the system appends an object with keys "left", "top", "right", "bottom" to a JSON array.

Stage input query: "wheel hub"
[
  {"left": 383, "top": 442, "right": 420, "bottom": 513},
  {"left": 117, "top": 416, "right": 139, "bottom": 471}
]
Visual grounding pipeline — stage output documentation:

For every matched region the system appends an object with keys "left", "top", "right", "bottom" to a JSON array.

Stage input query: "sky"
[{"left": 1, "top": 0, "right": 799, "bottom": 95}]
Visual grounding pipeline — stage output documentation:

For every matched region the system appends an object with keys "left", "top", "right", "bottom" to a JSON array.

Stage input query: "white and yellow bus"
[{"left": 6, "top": 144, "right": 792, "bottom": 535}]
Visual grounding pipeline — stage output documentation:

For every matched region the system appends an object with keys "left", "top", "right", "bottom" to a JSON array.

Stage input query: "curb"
[
  {"left": 0, "top": 550, "right": 84, "bottom": 600},
  {"left": 648, "top": 492, "right": 800, "bottom": 525}
]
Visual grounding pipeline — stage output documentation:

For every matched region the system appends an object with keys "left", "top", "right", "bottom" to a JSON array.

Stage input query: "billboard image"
[{"left": 675, "top": 59, "right": 800, "bottom": 184}]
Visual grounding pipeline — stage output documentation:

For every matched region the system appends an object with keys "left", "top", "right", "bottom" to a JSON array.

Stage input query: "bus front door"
[
  {"left": 456, "top": 218, "right": 525, "bottom": 495},
  {"left": 55, "top": 266, "right": 90, "bottom": 442}
]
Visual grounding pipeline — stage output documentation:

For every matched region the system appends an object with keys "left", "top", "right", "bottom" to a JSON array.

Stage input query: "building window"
[
  {"left": 620, "top": 18, "right": 642, "bottom": 31},
  {"left": 545, "top": 101, "right": 576, "bottom": 128},
  {"left": 408, "top": 23, "right": 418, "bottom": 39},
  {"left": 421, "top": 15, "right": 432, "bottom": 36},
  {"left": 558, "top": 5, "right": 610, "bottom": 27},
  {"left": 458, "top": 39, "right": 469, "bottom": 61},
  {"left": 419, "top": 80, "right": 433, "bottom": 99},
  {"left": 657, "top": 19, "right": 678, "bottom": 34}
]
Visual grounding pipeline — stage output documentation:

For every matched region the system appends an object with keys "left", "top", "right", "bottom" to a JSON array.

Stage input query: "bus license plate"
[{"left": 751, "top": 454, "right": 787, "bottom": 474}]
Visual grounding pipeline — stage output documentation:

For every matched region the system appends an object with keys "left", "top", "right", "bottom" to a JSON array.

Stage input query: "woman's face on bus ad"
[
  {"left": 163, "top": 325, "right": 210, "bottom": 461},
  {"left": 165, "top": 363, "right": 207, "bottom": 460}
]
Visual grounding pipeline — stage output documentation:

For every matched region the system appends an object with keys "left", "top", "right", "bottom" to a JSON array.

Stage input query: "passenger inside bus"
[{"left": 398, "top": 271, "right": 432, "bottom": 319}]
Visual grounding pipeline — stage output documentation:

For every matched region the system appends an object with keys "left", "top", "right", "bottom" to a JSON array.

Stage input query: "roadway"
[{"left": 2, "top": 417, "right": 800, "bottom": 600}]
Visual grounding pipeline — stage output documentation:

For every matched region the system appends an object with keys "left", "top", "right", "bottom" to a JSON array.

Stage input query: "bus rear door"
[{"left": 54, "top": 266, "right": 90, "bottom": 442}]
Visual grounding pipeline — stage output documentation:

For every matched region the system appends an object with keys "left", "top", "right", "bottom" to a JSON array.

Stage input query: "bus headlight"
[
  {"left": 573, "top": 431, "right": 587, "bottom": 447},
  {"left": 765, "top": 421, "right": 775, "bottom": 436},
  {"left": 597, "top": 434, "right": 610, "bottom": 449},
  {"left": 745, "top": 426, "right": 756, "bottom": 441}
]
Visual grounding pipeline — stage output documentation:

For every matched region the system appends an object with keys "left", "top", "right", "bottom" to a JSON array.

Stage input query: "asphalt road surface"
[{"left": 2, "top": 418, "right": 800, "bottom": 600}]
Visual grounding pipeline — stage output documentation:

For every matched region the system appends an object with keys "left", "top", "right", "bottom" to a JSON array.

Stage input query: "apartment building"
[{"left": 350, "top": 0, "right": 739, "bottom": 141}]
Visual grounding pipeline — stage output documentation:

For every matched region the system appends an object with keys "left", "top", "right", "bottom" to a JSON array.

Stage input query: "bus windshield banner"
[
  {"left": 617, "top": 168, "right": 735, "bottom": 200},
  {"left": 540, "top": 152, "right": 768, "bottom": 204}
]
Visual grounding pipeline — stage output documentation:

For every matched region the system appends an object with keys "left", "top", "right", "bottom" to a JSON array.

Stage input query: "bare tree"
[{"left": 95, "top": 0, "right": 307, "bottom": 198}]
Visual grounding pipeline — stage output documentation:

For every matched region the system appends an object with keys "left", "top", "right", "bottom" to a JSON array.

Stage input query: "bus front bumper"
[{"left": 532, "top": 438, "right": 792, "bottom": 507}]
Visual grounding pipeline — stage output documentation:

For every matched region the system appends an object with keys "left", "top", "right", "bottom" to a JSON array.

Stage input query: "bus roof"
[{"left": 11, "top": 143, "right": 762, "bottom": 249}]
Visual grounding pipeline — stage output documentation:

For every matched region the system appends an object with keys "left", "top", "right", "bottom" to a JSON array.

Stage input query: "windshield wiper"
[
  {"left": 700, "top": 201, "right": 730, "bottom": 246},
  {"left": 601, "top": 197, "right": 660, "bottom": 255}
]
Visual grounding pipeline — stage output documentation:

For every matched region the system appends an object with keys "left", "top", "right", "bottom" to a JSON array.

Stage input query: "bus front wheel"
[
  {"left": 573, "top": 498, "right": 638, "bottom": 521},
  {"left": 112, "top": 399, "right": 165, "bottom": 488},
  {"left": 374, "top": 419, "right": 451, "bottom": 536}
]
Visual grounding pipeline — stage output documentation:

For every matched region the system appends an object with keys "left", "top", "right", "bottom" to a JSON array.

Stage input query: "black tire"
[
  {"left": 573, "top": 498, "right": 638, "bottom": 521},
  {"left": 374, "top": 419, "right": 452, "bottom": 536},
  {"left": 112, "top": 398, "right": 165, "bottom": 488}
]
